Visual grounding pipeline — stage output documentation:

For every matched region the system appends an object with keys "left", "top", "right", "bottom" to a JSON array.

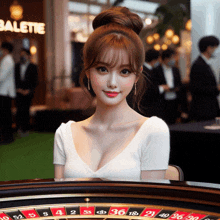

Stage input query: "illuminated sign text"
[{"left": 0, "top": 20, "right": 45, "bottom": 34}]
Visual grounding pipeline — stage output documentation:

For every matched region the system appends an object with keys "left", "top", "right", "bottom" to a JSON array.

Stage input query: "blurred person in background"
[
  {"left": 15, "top": 48, "right": 38, "bottom": 137},
  {"left": 138, "top": 49, "right": 161, "bottom": 117},
  {"left": 189, "top": 35, "right": 220, "bottom": 121},
  {"left": 0, "top": 42, "right": 16, "bottom": 145},
  {"left": 152, "top": 48, "right": 188, "bottom": 124}
]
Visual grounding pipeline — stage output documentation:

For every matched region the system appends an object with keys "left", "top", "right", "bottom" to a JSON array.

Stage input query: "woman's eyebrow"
[
  {"left": 96, "top": 61, "right": 110, "bottom": 66},
  {"left": 120, "top": 64, "right": 131, "bottom": 68}
]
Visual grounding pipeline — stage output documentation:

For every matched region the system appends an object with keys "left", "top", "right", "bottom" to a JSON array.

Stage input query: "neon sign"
[{"left": 0, "top": 20, "right": 45, "bottom": 34}]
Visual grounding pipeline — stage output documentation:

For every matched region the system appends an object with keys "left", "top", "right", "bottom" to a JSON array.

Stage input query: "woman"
[{"left": 53, "top": 6, "right": 170, "bottom": 181}]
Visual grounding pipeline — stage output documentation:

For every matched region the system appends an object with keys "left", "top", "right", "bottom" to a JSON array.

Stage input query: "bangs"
[{"left": 92, "top": 34, "right": 137, "bottom": 72}]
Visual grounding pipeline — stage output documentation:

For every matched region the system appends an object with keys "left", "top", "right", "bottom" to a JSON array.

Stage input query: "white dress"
[{"left": 53, "top": 116, "right": 170, "bottom": 181}]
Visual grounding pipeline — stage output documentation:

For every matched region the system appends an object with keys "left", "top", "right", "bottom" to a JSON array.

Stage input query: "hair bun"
[{"left": 92, "top": 6, "right": 143, "bottom": 35}]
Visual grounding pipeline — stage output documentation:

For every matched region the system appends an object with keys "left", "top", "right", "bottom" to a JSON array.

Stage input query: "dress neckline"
[{"left": 69, "top": 117, "right": 152, "bottom": 173}]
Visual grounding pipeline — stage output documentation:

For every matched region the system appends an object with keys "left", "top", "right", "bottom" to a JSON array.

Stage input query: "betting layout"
[{"left": 0, "top": 205, "right": 220, "bottom": 220}]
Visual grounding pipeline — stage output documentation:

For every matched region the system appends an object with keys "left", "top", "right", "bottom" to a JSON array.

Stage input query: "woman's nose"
[{"left": 107, "top": 72, "right": 117, "bottom": 89}]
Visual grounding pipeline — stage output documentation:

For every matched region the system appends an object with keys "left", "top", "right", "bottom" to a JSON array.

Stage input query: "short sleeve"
[
  {"left": 53, "top": 124, "right": 66, "bottom": 165},
  {"left": 141, "top": 117, "right": 170, "bottom": 170}
]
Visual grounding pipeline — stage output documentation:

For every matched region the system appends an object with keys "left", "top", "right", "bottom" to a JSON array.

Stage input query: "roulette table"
[
  {"left": 169, "top": 120, "right": 220, "bottom": 183},
  {"left": 0, "top": 179, "right": 220, "bottom": 220}
]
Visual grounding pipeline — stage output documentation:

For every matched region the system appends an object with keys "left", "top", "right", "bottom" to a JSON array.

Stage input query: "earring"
[
  {"left": 88, "top": 78, "right": 90, "bottom": 90},
  {"left": 134, "top": 83, "right": 137, "bottom": 95}
]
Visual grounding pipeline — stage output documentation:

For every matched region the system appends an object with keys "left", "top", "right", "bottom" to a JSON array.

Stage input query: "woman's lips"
[{"left": 104, "top": 91, "right": 119, "bottom": 97}]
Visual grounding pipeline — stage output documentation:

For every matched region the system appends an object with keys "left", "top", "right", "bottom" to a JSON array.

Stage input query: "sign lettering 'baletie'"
[{"left": 0, "top": 19, "right": 45, "bottom": 34}]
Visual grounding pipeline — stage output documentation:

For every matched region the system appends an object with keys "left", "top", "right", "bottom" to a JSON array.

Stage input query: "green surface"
[{"left": 0, "top": 132, "right": 55, "bottom": 181}]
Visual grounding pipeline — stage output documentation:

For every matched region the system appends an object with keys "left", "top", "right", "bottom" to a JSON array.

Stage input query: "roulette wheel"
[{"left": 0, "top": 179, "right": 220, "bottom": 220}]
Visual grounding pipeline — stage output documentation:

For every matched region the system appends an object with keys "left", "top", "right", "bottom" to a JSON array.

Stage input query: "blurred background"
[{"left": 0, "top": 0, "right": 219, "bottom": 115}]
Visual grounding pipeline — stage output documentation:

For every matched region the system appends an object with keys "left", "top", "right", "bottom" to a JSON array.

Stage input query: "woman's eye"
[
  {"left": 96, "top": 66, "right": 108, "bottom": 73},
  {"left": 121, "top": 69, "right": 131, "bottom": 75}
]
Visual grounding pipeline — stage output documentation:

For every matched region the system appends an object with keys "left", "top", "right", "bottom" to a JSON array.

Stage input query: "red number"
[
  {"left": 21, "top": 210, "right": 39, "bottom": 218},
  {"left": 109, "top": 207, "right": 129, "bottom": 216},
  {"left": 0, "top": 214, "right": 11, "bottom": 220},
  {"left": 50, "top": 208, "right": 66, "bottom": 216},
  {"left": 141, "top": 208, "right": 161, "bottom": 218},
  {"left": 184, "top": 214, "right": 207, "bottom": 220},
  {"left": 80, "top": 207, "right": 95, "bottom": 215},
  {"left": 170, "top": 212, "right": 191, "bottom": 220}
]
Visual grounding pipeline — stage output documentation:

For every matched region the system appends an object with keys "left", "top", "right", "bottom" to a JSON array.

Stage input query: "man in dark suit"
[
  {"left": 189, "top": 36, "right": 220, "bottom": 121},
  {"left": 153, "top": 48, "right": 188, "bottom": 124},
  {"left": 15, "top": 48, "right": 38, "bottom": 136},
  {"left": 139, "top": 49, "right": 161, "bottom": 117}
]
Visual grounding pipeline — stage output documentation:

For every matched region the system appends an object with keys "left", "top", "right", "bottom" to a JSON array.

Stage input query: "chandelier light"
[
  {"left": 10, "top": 0, "right": 23, "bottom": 21},
  {"left": 145, "top": 18, "right": 152, "bottom": 25},
  {"left": 146, "top": 35, "right": 154, "bottom": 44},
  {"left": 165, "top": 39, "right": 172, "bottom": 45},
  {"left": 172, "top": 35, "right": 180, "bottom": 44},
  {"left": 161, "top": 44, "right": 168, "bottom": 50},
  {"left": 154, "top": 44, "right": 161, "bottom": 51},
  {"left": 185, "top": 19, "right": 192, "bottom": 31},
  {"left": 165, "top": 29, "right": 174, "bottom": 39},
  {"left": 30, "top": 46, "right": 37, "bottom": 55},
  {"left": 153, "top": 33, "right": 160, "bottom": 41}
]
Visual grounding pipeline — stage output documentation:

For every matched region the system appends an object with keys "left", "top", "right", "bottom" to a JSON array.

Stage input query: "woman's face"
[{"left": 88, "top": 48, "right": 138, "bottom": 107}]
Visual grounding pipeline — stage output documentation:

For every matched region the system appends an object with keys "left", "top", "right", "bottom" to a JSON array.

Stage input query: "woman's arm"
[
  {"left": 53, "top": 125, "right": 66, "bottom": 179},
  {"left": 141, "top": 170, "right": 166, "bottom": 180},
  {"left": 140, "top": 118, "right": 170, "bottom": 181},
  {"left": 54, "top": 164, "right": 65, "bottom": 179}
]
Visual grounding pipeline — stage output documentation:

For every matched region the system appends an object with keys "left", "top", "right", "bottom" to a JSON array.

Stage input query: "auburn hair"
[{"left": 79, "top": 6, "right": 146, "bottom": 111}]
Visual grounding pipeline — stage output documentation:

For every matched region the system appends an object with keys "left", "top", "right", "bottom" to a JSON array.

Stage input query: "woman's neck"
[{"left": 90, "top": 99, "right": 134, "bottom": 128}]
